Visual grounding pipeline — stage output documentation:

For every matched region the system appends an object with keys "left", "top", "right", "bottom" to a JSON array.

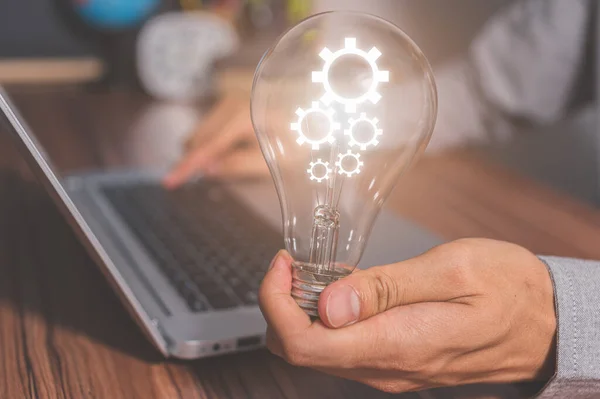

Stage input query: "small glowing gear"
[
  {"left": 312, "top": 37, "right": 389, "bottom": 112},
  {"left": 290, "top": 101, "right": 340, "bottom": 150},
  {"left": 336, "top": 150, "right": 364, "bottom": 177},
  {"left": 345, "top": 113, "right": 383, "bottom": 150},
  {"left": 307, "top": 159, "right": 332, "bottom": 182}
]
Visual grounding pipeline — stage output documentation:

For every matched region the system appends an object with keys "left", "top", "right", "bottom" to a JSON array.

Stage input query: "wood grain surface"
[{"left": 1, "top": 86, "right": 597, "bottom": 399}]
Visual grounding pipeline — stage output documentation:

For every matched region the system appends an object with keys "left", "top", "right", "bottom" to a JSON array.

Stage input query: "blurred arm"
[{"left": 429, "top": 0, "right": 591, "bottom": 150}]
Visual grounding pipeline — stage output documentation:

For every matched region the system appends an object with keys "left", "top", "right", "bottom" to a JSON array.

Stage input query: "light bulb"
[{"left": 251, "top": 11, "right": 437, "bottom": 316}]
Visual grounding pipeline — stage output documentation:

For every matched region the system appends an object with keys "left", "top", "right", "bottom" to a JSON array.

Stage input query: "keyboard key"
[
  {"left": 189, "top": 298, "right": 208, "bottom": 312},
  {"left": 244, "top": 291, "right": 258, "bottom": 305},
  {"left": 207, "top": 292, "right": 238, "bottom": 309}
]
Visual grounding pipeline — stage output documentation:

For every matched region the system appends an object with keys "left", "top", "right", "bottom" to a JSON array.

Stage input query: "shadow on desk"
[{"left": 0, "top": 170, "right": 161, "bottom": 362}]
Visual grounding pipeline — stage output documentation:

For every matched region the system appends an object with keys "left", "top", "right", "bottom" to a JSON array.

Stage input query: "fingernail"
[
  {"left": 268, "top": 250, "right": 287, "bottom": 271},
  {"left": 325, "top": 285, "right": 360, "bottom": 328}
]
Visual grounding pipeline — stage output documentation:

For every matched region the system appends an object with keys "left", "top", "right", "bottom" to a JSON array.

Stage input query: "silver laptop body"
[{"left": 0, "top": 87, "right": 443, "bottom": 359}]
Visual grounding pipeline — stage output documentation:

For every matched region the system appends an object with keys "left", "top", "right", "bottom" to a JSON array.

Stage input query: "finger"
[
  {"left": 258, "top": 250, "right": 312, "bottom": 338},
  {"left": 185, "top": 95, "right": 247, "bottom": 150},
  {"left": 188, "top": 104, "right": 253, "bottom": 161},
  {"left": 286, "top": 301, "right": 467, "bottom": 370},
  {"left": 163, "top": 102, "right": 253, "bottom": 188},
  {"left": 271, "top": 308, "right": 385, "bottom": 368},
  {"left": 205, "top": 149, "right": 269, "bottom": 178},
  {"left": 162, "top": 149, "right": 211, "bottom": 189},
  {"left": 318, "top": 244, "right": 474, "bottom": 328},
  {"left": 163, "top": 118, "right": 252, "bottom": 188}
]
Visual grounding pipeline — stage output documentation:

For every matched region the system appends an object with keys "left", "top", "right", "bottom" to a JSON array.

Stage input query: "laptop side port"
[{"left": 236, "top": 335, "right": 262, "bottom": 349}]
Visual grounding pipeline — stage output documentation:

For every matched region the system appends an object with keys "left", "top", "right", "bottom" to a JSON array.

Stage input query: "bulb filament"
[{"left": 309, "top": 205, "right": 340, "bottom": 274}]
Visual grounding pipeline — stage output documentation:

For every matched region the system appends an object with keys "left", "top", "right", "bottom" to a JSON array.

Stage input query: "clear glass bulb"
[{"left": 251, "top": 11, "right": 437, "bottom": 316}]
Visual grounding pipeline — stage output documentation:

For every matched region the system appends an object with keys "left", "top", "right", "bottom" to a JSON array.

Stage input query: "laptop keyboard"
[{"left": 101, "top": 181, "right": 282, "bottom": 312}]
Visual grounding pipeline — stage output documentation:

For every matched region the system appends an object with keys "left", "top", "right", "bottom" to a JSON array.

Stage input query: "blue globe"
[{"left": 73, "top": 0, "right": 160, "bottom": 30}]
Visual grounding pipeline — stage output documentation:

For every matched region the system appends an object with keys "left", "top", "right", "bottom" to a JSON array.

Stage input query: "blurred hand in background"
[{"left": 162, "top": 94, "right": 266, "bottom": 188}]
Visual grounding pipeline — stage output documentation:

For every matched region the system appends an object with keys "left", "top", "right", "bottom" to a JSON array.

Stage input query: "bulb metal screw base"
[{"left": 291, "top": 262, "right": 351, "bottom": 317}]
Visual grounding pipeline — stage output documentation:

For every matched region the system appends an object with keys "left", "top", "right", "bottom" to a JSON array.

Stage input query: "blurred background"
[{"left": 0, "top": 0, "right": 597, "bottom": 204}]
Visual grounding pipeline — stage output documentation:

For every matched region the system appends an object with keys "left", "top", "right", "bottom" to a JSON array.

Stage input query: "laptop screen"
[
  {"left": 0, "top": 87, "right": 170, "bottom": 354},
  {"left": 0, "top": 87, "right": 73, "bottom": 207}
]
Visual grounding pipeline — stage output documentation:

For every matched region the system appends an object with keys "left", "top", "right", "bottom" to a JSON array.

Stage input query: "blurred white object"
[
  {"left": 311, "top": 0, "right": 395, "bottom": 15},
  {"left": 137, "top": 11, "right": 238, "bottom": 102}
]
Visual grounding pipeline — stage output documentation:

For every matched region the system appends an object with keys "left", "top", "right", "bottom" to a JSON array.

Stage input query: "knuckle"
[
  {"left": 370, "top": 380, "right": 417, "bottom": 394},
  {"left": 397, "top": 356, "right": 429, "bottom": 375},
  {"left": 368, "top": 268, "right": 398, "bottom": 312},
  {"left": 442, "top": 239, "right": 476, "bottom": 264},
  {"left": 446, "top": 261, "right": 473, "bottom": 290},
  {"left": 371, "top": 381, "right": 400, "bottom": 393},
  {"left": 436, "top": 240, "right": 478, "bottom": 288}
]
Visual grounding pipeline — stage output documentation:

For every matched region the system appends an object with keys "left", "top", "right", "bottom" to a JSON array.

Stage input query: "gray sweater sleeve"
[{"left": 537, "top": 256, "right": 600, "bottom": 398}]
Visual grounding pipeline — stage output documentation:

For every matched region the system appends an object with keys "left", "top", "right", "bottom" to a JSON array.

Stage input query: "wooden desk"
[{"left": 1, "top": 86, "right": 597, "bottom": 399}]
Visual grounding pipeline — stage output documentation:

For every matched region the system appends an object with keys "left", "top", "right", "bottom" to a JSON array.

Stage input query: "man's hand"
[
  {"left": 163, "top": 95, "right": 268, "bottom": 188},
  {"left": 259, "top": 239, "right": 557, "bottom": 393}
]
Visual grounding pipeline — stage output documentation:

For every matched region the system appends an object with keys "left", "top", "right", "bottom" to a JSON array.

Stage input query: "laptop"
[{"left": 0, "top": 87, "right": 444, "bottom": 359}]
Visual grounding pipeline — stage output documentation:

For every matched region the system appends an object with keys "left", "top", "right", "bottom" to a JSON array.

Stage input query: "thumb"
[{"left": 317, "top": 249, "right": 466, "bottom": 328}]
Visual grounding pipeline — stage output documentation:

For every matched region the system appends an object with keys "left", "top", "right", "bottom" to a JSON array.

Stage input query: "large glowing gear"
[
  {"left": 336, "top": 150, "right": 364, "bottom": 178},
  {"left": 290, "top": 102, "right": 340, "bottom": 150},
  {"left": 307, "top": 159, "right": 332, "bottom": 182},
  {"left": 344, "top": 113, "right": 383, "bottom": 150},
  {"left": 312, "top": 37, "right": 389, "bottom": 112}
]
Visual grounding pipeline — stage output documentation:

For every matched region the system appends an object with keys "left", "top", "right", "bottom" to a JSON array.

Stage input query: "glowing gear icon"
[
  {"left": 336, "top": 150, "right": 364, "bottom": 177},
  {"left": 307, "top": 159, "right": 332, "bottom": 182},
  {"left": 312, "top": 37, "right": 389, "bottom": 112},
  {"left": 290, "top": 101, "right": 340, "bottom": 150},
  {"left": 345, "top": 113, "right": 383, "bottom": 150}
]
